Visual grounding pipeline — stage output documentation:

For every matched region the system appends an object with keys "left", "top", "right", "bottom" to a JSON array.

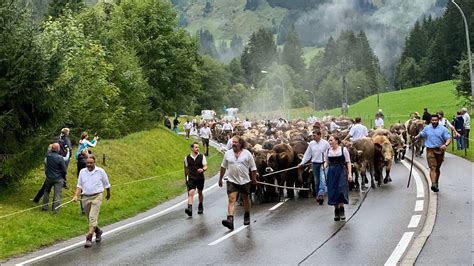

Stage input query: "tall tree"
[
  {"left": 46, "top": 0, "right": 85, "bottom": 19},
  {"left": 281, "top": 27, "right": 305, "bottom": 74},
  {"left": 240, "top": 28, "right": 277, "bottom": 85}
]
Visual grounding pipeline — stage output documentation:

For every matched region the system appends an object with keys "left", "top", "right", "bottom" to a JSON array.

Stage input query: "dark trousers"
[
  {"left": 465, "top": 129, "right": 470, "bottom": 148},
  {"left": 43, "top": 178, "right": 63, "bottom": 211},
  {"left": 33, "top": 180, "right": 46, "bottom": 203}
]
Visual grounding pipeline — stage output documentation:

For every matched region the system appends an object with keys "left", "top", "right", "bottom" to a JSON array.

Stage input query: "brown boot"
[{"left": 85, "top": 233, "right": 93, "bottom": 248}]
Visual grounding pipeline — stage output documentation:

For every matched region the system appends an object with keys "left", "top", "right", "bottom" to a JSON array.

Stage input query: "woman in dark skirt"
[{"left": 324, "top": 135, "right": 352, "bottom": 221}]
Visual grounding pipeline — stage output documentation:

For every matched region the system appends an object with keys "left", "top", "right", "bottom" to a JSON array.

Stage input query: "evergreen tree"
[
  {"left": 240, "top": 28, "right": 277, "bottom": 85},
  {"left": 230, "top": 34, "right": 244, "bottom": 57},
  {"left": 46, "top": 0, "right": 85, "bottom": 19},
  {"left": 197, "top": 29, "right": 218, "bottom": 58},
  {"left": 281, "top": 27, "right": 305, "bottom": 74}
]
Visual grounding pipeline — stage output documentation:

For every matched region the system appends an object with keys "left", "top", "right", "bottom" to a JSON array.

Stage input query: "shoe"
[
  {"left": 334, "top": 207, "right": 340, "bottom": 221},
  {"left": 431, "top": 183, "right": 439, "bottom": 192},
  {"left": 244, "top": 212, "right": 250, "bottom": 225},
  {"left": 197, "top": 203, "right": 203, "bottom": 214},
  {"left": 222, "top": 215, "right": 234, "bottom": 230},
  {"left": 95, "top": 227, "right": 103, "bottom": 243},
  {"left": 340, "top": 206, "right": 346, "bottom": 221},
  {"left": 85, "top": 234, "right": 93, "bottom": 248},
  {"left": 185, "top": 205, "right": 192, "bottom": 217},
  {"left": 317, "top": 195, "right": 324, "bottom": 205}
]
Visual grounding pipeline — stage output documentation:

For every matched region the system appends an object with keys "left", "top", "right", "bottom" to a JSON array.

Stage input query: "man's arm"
[
  {"left": 250, "top": 170, "right": 257, "bottom": 184},
  {"left": 218, "top": 167, "right": 226, "bottom": 187}
]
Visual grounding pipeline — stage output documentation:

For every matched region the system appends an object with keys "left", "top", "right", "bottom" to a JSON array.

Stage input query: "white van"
[{"left": 201, "top": 110, "right": 216, "bottom": 120}]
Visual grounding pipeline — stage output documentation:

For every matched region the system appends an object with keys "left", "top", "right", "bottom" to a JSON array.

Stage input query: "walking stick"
[
  {"left": 54, "top": 199, "right": 74, "bottom": 210},
  {"left": 407, "top": 139, "right": 416, "bottom": 188}
]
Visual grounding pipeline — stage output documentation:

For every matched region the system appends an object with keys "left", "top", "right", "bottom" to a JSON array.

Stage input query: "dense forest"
[{"left": 395, "top": 0, "right": 473, "bottom": 104}]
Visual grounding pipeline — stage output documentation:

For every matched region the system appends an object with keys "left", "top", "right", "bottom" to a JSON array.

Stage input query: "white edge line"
[
  {"left": 408, "top": 215, "right": 422, "bottom": 228},
  {"left": 384, "top": 231, "right": 415, "bottom": 266},
  {"left": 17, "top": 183, "right": 219, "bottom": 266},
  {"left": 401, "top": 161, "right": 424, "bottom": 198},
  {"left": 269, "top": 198, "right": 289, "bottom": 211},
  {"left": 208, "top": 225, "right": 248, "bottom": 246},
  {"left": 414, "top": 200, "right": 424, "bottom": 212}
]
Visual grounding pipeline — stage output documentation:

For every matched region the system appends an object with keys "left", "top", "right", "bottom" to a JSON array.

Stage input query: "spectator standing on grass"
[
  {"left": 42, "top": 143, "right": 67, "bottom": 214},
  {"left": 438, "top": 111, "right": 459, "bottom": 137},
  {"left": 56, "top": 128, "right": 72, "bottom": 188},
  {"left": 454, "top": 111, "right": 465, "bottom": 150},
  {"left": 374, "top": 113, "right": 384, "bottom": 129},
  {"left": 73, "top": 155, "right": 111, "bottom": 248},
  {"left": 33, "top": 144, "right": 69, "bottom": 203},
  {"left": 76, "top": 148, "right": 89, "bottom": 214},
  {"left": 164, "top": 117, "right": 171, "bottom": 129},
  {"left": 461, "top": 107, "right": 470, "bottom": 149},
  {"left": 76, "top": 132, "right": 98, "bottom": 159},
  {"left": 184, "top": 142, "right": 207, "bottom": 217},
  {"left": 173, "top": 117, "right": 180, "bottom": 134}
]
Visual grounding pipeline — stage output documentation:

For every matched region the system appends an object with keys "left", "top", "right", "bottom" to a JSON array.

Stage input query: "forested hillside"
[{"left": 395, "top": 0, "right": 473, "bottom": 106}]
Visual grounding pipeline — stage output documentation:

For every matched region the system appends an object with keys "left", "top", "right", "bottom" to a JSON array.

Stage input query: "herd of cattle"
[{"left": 207, "top": 116, "right": 426, "bottom": 202}]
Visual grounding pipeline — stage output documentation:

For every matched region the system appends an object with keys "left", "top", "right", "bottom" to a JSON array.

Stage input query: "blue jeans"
[
  {"left": 312, "top": 163, "right": 326, "bottom": 196},
  {"left": 173, "top": 126, "right": 178, "bottom": 134},
  {"left": 456, "top": 136, "right": 464, "bottom": 150}
]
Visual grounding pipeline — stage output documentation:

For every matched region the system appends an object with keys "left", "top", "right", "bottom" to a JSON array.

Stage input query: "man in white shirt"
[
  {"left": 199, "top": 124, "right": 212, "bottom": 156},
  {"left": 243, "top": 119, "right": 252, "bottom": 130},
  {"left": 374, "top": 113, "right": 384, "bottom": 128},
  {"left": 346, "top": 117, "right": 368, "bottom": 141},
  {"left": 183, "top": 120, "right": 193, "bottom": 140},
  {"left": 299, "top": 130, "right": 330, "bottom": 204},
  {"left": 73, "top": 155, "right": 111, "bottom": 248},
  {"left": 461, "top": 107, "right": 470, "bottom": 148},
  {"left": 222, "top": 121, "right": 233, "bottom": 141},
  {"left": 219, "top": 136, "right": 257, "bottom": 230}
]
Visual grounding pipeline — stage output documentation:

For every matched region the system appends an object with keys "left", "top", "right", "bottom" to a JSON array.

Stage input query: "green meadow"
[{"left": 0, "top": 127, "right": 223, "bottom": 260}]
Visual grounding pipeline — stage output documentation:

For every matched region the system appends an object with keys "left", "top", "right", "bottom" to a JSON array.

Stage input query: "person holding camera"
[{"left": 76, "top": 131, "right": 98, "bottom": 159}]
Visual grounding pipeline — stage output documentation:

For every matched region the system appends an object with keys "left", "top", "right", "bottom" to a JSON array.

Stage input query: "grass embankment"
[
  {"left": 0, "top": 126, "right": 223, "bottom": 260},
  {"left": 248, "top": 80, "right": 473, "bottom": 160}
]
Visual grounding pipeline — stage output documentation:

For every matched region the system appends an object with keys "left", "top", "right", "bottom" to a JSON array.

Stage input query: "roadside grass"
[
  {"left": 0, "top": 126, "right": 223, "bottom": 260},
  {"left": 247, "top": 80, "right": 473, "bottom": 160}
]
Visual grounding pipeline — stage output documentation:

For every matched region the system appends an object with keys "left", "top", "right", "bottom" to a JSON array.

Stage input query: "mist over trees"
[{"left": 395, "top": 0, "right": 473, "bottom": 103}]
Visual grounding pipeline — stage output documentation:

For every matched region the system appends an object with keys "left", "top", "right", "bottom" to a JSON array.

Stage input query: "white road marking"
[
  {"left": 384, "top": 231, "right": 414, "bottom": 266},
  {"left": 414, "top": 200, "right": 424, "bottom": 212},
  {"left": 208, "top": 225, "right": 248, "bottom": 246},
  {"left": 401, "top": 161, "right": 424, "bottom": 198},
  {"left": 17, "top": 183, "right": 219, "bottom": 265},
  {"left": 408, "top": 215, "right": 422, "bottom": 228},
  {"left": 269, "top": 198, "right": 289, "bottom": 211}
]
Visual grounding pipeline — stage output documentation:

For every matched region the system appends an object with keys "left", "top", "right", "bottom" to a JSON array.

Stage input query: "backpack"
[{"left": 57, "top": 135, "right": 68, "bottom": 157}]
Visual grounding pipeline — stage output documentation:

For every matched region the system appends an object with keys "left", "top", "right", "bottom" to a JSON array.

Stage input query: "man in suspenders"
[{"left": 184, "top": 142, "right": 208, "bottom": 216}]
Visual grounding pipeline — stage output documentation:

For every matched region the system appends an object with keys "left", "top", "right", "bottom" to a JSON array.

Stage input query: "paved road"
[
  {"left": 9, "top": 162, "right": 426, "bottom": 265},
  {"left": 415, "top": 152, "right": 472, "bottom": 265}
]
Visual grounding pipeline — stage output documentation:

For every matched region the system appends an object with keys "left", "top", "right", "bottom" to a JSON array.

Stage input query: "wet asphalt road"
[{"left": 31, "top": 162, "right": 419, "bottom": 265}]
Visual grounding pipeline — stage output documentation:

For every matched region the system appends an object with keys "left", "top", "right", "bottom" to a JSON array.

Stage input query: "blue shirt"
[{"left": 419, "top": 124, "right": 451, "bottom": 148}]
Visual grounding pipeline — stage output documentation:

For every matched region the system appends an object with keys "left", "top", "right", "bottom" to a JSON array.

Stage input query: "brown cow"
[
  {"left": 372, "top": 135, "right": 394, "bottom": 185},
  {"left": 406, "top": 119, "right": 425, "bottom": 156},
  {"left": 350, "top": 137, "right": 376, "bottom": 189},
  {"left": 266, "top": 143, "right": 295, "bottom": 199}
]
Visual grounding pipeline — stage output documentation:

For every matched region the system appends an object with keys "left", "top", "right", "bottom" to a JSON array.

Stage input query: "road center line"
[
  {"left": 208, "top": 225, "right": 248, "bottom": 246},
  {"left": 401, "top": 160, "right": 424, "bottom": 198},
  {"left": 269, "top": 198, "right": 289, "bottom": 211},
  {"left": 17, "top": 183, "right": 219, "bottom": 265},
  {"left": 414, "top": 200, "right": 424, "bottom": 212},
  {"left": 384, "top": 231, "right": 415, "bottom": 266},
  {"left": 408, "top": 215, "right": 422, "bottom": 228}
]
